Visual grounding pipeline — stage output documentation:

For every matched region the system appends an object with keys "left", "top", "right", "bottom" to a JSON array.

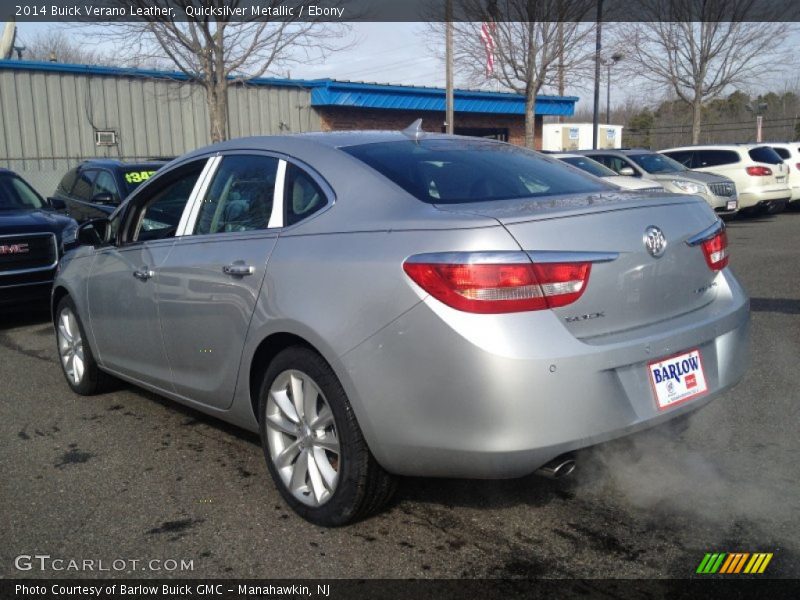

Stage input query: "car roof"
[
  {"left": 662, "top": 143, "right": 776, "bottom": 151},
  {"left": 79, "top": 159, "right": 167, "bottom": 169},
  {"left": 580, "top": 148, "right": 655, "bottom": 155}
]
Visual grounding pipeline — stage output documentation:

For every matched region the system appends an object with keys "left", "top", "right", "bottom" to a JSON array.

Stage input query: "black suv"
[
  {"left": 50, "top": 159, "right": 165, "bottom": 223},
  {"left": 0, "top": 169, "right": 78, "bottom": 306}
]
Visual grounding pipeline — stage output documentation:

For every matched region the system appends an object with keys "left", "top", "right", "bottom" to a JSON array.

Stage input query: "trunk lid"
[{"left": 435, "top": 191, "right": 721, "bottom": 339}]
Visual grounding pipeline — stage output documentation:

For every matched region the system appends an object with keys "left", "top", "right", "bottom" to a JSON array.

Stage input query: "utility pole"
[
  {"left": 445, "top": 0, "right": 454, "bottom": 134},
  {"left": 592, "top": 0, "right": 603, "bottom": 149}
]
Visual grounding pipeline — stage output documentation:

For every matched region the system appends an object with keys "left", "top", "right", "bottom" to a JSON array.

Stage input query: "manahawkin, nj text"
[{"left": 33, "top": 4, "right": 346, "bottom": 18}]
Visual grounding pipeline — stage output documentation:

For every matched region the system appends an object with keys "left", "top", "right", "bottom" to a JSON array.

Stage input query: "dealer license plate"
[
  {"left": 726, "top": 200, "right": 737, "bottom": 211},
  {"left": 648, "top": 349, "right": 708, "bottom": 410}
]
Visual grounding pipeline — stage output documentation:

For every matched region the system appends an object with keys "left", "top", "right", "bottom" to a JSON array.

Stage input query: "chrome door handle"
[
  {"left": 132, "top": 267, "right": 154, "bottom": 281},
  {"left": 223, "top": 264, "right": 255, "bottom": 277}
]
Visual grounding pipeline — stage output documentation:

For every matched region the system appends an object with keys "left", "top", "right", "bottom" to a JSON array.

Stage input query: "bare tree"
[
  {"left": 102, "top": 0, "right": 352, "bottom": 142},
  {"left": 20, "top": 28, "right": 115, "bottom": 65},
  {"left": 432, "top": 0, "right": 595, "bottom": 148},
  {"left": 620, "top": 0, "right": 792, "bottom": 144}
]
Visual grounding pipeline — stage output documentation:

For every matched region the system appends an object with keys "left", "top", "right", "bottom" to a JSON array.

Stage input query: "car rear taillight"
[
  {"left": 746, "top": 166, "right": 772, "bottom": 176},
  {"left": 403, "top": 260, "right": 591, "bottom": 314},
  {"left": 796, "top": 162, "right": 800, "bottom": 171},
  {"left": 700, "top": 229, "right": 729, "bottom": 271}
]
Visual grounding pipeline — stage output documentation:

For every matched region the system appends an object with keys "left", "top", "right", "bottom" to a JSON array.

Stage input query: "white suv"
[
  {"left": 766, "top": 143, "right": 800, "bottom": 205},
  {"left": 660, "top": 144, "right": 791, "bottom": 214}
]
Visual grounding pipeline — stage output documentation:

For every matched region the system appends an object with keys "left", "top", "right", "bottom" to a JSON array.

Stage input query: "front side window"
[
  {"left": 93, "top": 170, "right": 120, "bottom": 203},
  {"left": 195, "top": 155, "right": 279, "bottom": 235},
  {"left": 343, "top": 139, "right": 611, "bottom": 204},
  {"left": 0, "top": 173, "right": 46, "bottom": 210},
  {"left": 284, "top": 163, "right": 327, "bottom": 226},
  {"left": 126, "top": 162, "right": 205, "bottom": 243},
  {"left": 663, "top": 151, "right": 694, "bottom": 167},
  {"left": 71, "top": 169, "right": 97, "bottom": 201},
  {"left": 57, "top": 168, "right": 78, "bottom": 195},
  {"left": 628, "top": 153, "right": 687, "bottom": 174}
]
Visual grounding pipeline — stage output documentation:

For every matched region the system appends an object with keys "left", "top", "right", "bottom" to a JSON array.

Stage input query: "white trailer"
[{"left": 542, "top": 123, "right": 624, "bottom": 151}]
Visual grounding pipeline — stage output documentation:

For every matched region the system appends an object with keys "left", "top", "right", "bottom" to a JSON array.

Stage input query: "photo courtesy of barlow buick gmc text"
[{"left": 1, "top": 1, "right": 798, "bottom": 599}]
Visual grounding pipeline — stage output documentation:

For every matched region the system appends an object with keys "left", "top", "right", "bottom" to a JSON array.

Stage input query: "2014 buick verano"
[{"left": 52, "top": 131, "right": 750, "bottom": 525}]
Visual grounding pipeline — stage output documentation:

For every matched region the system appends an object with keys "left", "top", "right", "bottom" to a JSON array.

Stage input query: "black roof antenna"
[{"left": 402, "top": 119, "right": 425, "bottom": 142}]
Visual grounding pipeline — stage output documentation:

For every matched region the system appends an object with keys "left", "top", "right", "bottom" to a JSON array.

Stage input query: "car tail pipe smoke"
[{"left": 535, "top": 453, "right": 576, "bottom": 479}]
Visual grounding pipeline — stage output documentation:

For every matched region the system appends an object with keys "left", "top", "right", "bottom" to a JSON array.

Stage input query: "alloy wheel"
[
  {"left": 265, "top": 369, "right": 340, "bottom": 506},
  {"left": 57, "top": 306, "right": 85, "bottom": 385}
]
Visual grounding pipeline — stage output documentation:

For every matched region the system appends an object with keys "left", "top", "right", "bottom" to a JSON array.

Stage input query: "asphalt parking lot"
[{"left": 2, "top": 211, "right": 798, "bottom": 580}]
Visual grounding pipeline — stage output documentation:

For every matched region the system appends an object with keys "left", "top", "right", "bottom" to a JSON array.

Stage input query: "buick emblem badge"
[{"left": 643, "top": 226, "right": 667, "bottom": 258}]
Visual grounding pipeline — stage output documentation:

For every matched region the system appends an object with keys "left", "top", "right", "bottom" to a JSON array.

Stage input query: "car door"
[
  {"left": 86, "top": 158, "right": 210, "bottom": 389},
  {"left": 67, "top": 168, "right": 97, "bottom": 222},
  {"left": 156, "top": 153, "right": 282, "bottom": 408}
]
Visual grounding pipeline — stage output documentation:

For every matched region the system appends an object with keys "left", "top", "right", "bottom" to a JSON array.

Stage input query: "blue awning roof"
[
  {"left": 0, "top": 60, "right": 578, "bottom": 117},
  {"left": 308, "top": 80, "right": 578, "bottom": 117}
]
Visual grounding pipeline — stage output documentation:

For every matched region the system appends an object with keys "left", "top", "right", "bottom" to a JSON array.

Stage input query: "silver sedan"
[{"left": 52, "top": 131, "right": 750, "bottom": 525}]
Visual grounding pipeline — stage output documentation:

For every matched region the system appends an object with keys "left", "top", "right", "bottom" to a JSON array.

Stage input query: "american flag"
[{"left": 480, "top": 22, "right": 496, "bottom": 76}]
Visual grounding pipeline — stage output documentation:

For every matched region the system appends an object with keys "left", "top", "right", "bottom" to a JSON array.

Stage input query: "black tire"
[
  {"left": 54, "top": 296, "right": 114, "bottom": 395},
  {"left": 765, "top": 200, "right": 787, "bottom": 215},
  {"left": 258, "top": 346, "right": 396, "bottom": 526}
]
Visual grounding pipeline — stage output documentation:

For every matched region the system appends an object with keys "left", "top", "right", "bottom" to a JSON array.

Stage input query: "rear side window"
[
  {"left": 748, "top": 146, "right": 783, "bottom": 165},
  {"left": 57, "top": 168, "right": 78, "bottom": 195},
  {"left": 771, "top": 147, "right": 790, "bottom": 160},
  {"left": 284, "top": 163, "right": 327, "bottom": 226},
  {"left": 71, "top": 169, "right": 97, "bottom": 200},
  {"left": 694, "top": 150, "right": 740, "bottom": 167},
  {"left": 195, "top": 155, "right": 279, "bottom": 235},
  {"left": 343, "top": 139, "right": 610, "bottom": 204}
]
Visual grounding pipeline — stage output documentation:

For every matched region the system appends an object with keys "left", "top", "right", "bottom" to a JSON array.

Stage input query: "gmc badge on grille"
[{"left": 0, "top": 243, "right": 30, "bottom": 255}]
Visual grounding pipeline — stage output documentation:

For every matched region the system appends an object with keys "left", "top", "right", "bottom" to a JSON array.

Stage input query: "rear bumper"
[
  {"left": 343, "top": 270, "right": 749, "bottom": 478},
  {"left": 738, "top": 186, "right": 792, "bottom": 209}
]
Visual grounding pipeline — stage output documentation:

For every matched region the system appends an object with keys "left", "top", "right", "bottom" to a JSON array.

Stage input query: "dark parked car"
[
  {"left": 0, "top": 168, "right": 77, "bottom": 306},
  {"left": 50, "top": 160, "right": 165, "bottom": 223}
]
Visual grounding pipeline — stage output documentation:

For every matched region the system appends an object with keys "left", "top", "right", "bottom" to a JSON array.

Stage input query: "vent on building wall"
[{"left": 95, "top": 130, "right": 118, "bottom": 146}]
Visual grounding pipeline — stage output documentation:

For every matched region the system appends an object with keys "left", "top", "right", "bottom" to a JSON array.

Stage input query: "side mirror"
[
  {"left": 77, "top": 218, "right": 111, "bottom": 247},
  {"left": 618, "top": 166, "right": 636, "bottom": 177},
  {"left": 48, "top": 197, "right": 67, "bottom": 210},
  {"left": 91, "top": 192, "right": 116, "bottom": 205}
]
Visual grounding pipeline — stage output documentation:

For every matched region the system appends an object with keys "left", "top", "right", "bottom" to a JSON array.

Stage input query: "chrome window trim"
[
  {"left": 268, "top": 159, "right": 287, "bottom": 229},
  {"left": 0, "top": 232, "right": 58, "bottom": 276},
  {"left": 406, "top": 251, "right": 531, "bottom": 265},
  {"left": 405, "top": 251, "right": 620, "bottom": 265},
  {"left": 526, "top": 251, "right": 620, "bottom": 264},
  {"left": 686, "top": 220, "right": 725, "bottom": 247},
  {"left": 176, "top": 155, "right": 222, "bottom": 237}
]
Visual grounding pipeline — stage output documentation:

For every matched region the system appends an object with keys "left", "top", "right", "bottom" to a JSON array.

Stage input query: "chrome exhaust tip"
[{"left": 534, "top": 454, "right": 576, "bottom": 480}]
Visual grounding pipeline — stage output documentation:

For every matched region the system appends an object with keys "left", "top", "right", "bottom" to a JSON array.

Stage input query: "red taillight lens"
[
  {"left": 746, "top": 166, "right": 772, "bottom": 176},
  {"left": 795, "top": 162, "right": 800, "bottom": 171},
  {"left": 700, "top": 230, "right": 729, "bottom": 271},
  {"left": 403, "top": 261, "right": 591, "bottom": 313}
]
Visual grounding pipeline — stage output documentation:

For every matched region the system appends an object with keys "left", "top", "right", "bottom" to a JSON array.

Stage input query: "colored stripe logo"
[{"left": 696, "top": 552, "right": 773, "bottom": 574}]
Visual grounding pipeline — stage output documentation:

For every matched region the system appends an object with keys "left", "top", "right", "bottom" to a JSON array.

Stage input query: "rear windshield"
[
  {"left": 748, "top": 146, "right": 784, "bottom": 165},
  {"left": 628, "top": 153, "right": 687, "bottom": 174},
  {"left": 342, "top": 139, "right": 611, "bottom": 204},
  {"left": 770, "top": 147, "right": 791, "bottom": 160},
  {"left": 559, "top": 156, "right": 617, "bottom": 177},
  {"left": 123, "top": 166, "right": 162, "bottom": 195},
  {"left": 0, "top": 173, "right": 46, "bottom": 210}
]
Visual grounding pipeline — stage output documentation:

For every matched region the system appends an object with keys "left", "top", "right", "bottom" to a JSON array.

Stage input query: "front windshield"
[
  {"left": 123, "top": 166, "right": 162, "bottom": 195},
  {"left": 559, "top": 156, "right": 618, "bottom": 177},
  {"left": 628, "top": 153, "right": 687, "bottom": 174},
  {"left": 0, "top": 173, "right": 46, "bottom": 210}
]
